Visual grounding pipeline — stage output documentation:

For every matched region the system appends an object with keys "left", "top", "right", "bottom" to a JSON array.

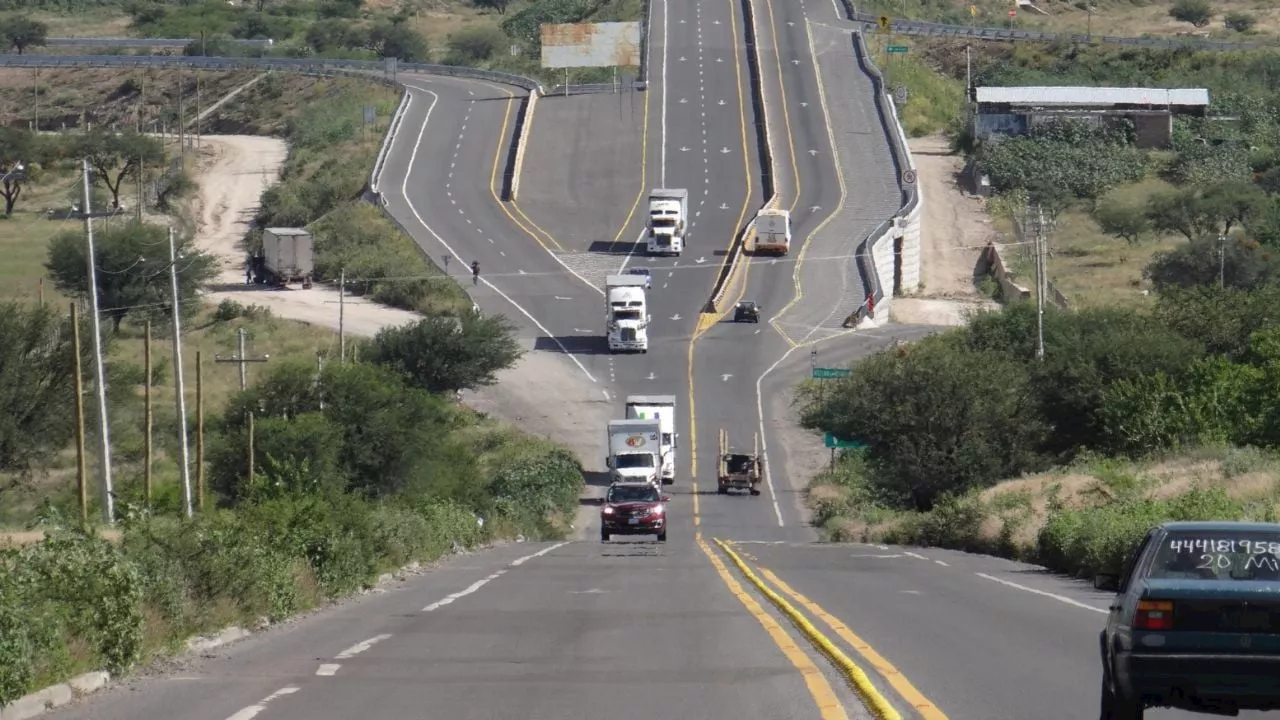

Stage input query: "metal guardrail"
[
  {"left": 544, "top": 80, "right": 647, "bottom": 96},
  {"left": 0, "top": 53, "right": 544, "bottom": 92},
  {"left": 45, "top": 37, "right": 272, "bottom": 48},
  {"left": 847, "top": 11, "right": 1263, "bottom": 51}
]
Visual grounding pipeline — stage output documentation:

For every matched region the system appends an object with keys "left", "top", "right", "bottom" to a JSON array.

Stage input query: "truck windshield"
[
  {"left": 1147, "top": 530, "right": 1280, "bottom": 581},
  {"left": 653, "top": 218, "right": 676, "bottom": 227},
  {"left": 614, "top": 454, "right": 655, "bottom": 468},
  {"left": 608, "top": 485, "right": 660, "bottom": 503},
  {"left": 613, "top": 309, "right": 643, "bottom": 321}
]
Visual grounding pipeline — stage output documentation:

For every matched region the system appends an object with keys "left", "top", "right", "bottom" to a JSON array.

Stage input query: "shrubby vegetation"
[{"left": 804, "top": 285, "right": 1280, "bottom": 580}]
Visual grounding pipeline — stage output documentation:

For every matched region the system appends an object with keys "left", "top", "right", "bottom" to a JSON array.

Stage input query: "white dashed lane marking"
[{"left": 224, "top": 687, "right": 299, "bottom": 720}]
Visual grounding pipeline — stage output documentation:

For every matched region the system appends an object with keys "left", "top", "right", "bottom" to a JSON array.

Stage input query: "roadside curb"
[
  {"left": 0, "top": 673, "right": 109, "bottom": 720},
  {"left": 713, "top": 538, "right": 903, "bottom": 720}
]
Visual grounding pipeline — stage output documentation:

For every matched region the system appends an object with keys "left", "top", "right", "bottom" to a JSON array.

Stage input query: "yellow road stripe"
[
  {"left": 715, "top": 539, "right": 904, "bottom": 720},
  {"left": 485, "top": 85, "right": 560, "bottom": 252},
  {"left": 755, "top": 565, "right": 949, "bottom": 719},
  {"left": 766, "top": 18, "right": 852, "bottom": 349},
  {"left": 697, "top": 536, "right": 847, "bottom": 720}
]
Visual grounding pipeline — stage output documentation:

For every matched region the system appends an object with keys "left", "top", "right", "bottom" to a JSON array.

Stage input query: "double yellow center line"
[{"left": 699, "top": 537, "right": 950, "bottom": 720}]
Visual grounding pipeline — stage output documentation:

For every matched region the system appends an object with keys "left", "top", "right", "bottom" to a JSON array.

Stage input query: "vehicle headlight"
[
  {"left": 603, "top": 506, "right": 614, "bottom": 514},
  {"left": 653, "top": 504, "right": 664, "bottom": 514}
]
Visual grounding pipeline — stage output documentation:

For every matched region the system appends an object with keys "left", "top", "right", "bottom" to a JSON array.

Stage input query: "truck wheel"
[
  {"left": 657, "top": 531, "right": 667, "bottom": 542},
  {"left": 750, "top": 488, "right": 761, "bottom": 496},
  {"left": 601, "top": 529, "right": 609, "bottom": 542}
]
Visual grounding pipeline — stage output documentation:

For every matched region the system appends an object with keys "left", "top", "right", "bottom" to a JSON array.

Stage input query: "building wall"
[{"left": 1132, "top": 114, "right": 1174, "bottom": 149}]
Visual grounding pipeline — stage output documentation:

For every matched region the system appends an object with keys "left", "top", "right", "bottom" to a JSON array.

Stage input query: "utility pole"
[
  {"left": 168, "top": 228, "right": 194, "bottom": 518},
  {"left": 247, "top": 411, "right": 256, "bottom": 487},
  {"left": 339, "top": 267, "right": 346, "bottom": 363},
  {"left": 136, "top": 155, "right": 144, "bottom": 223},
  {"left": 178, "top": 69, "right": 185, "bottom": 152},
  {"left": 1219, "top": 234, "right": 1227, "bottom": 289},
  {"left": 215, "top": 328, "right": 270, "bottom": 391},
  {"left": 144, "top": 319, "right": 153, "bottom": 508},
  {"left": 71, "top": 302, "right": 88, "bottom": 527},
  {"left": 82, "top": 158, "right": 114, "bottom": 524},
  {"left": 965, "top": 44, "right": 972, "bottom": 91},
  {"left": 1030, "top": 203, "right": 1050, "bottom": 362},
  {"left": 196, "top": 350, "right": 205, "bottom": 513}
]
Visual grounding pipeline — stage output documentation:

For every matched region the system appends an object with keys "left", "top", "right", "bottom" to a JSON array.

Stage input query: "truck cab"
[
  {"left": 753, "top": 209, "right": 791, "bottom": 255},
  {"left": 625, "top": 395, "right": 678, "bottom": 485},
  {"left": 604, "top": 275, "right": 650, "bottom": 353},
  {"left": 647, "top": 189, "right": 688, "bottom": 256},
  {"left": 606, "top": 418, "right": 663, "bottom": 485}
]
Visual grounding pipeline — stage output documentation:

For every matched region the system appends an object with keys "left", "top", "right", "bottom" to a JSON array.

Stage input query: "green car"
[{"left": 1096, "top": 520, "right": 1280, "bottom": 719}]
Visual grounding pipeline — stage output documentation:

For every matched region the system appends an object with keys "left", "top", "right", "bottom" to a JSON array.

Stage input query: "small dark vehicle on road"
[
  {"left": 734, "top": 301, "right": 760, "bottom": 323},
  {"left": 601, "top": 481, "right": 669, "bottom": 543},
  {"left": 1096, "top": 520, "right": 1280, "bottom": 719}
]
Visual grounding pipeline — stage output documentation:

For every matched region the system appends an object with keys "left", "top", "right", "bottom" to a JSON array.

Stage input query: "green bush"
[{"left": 976, "top": 119, "right": 1147, "bottom": 200}]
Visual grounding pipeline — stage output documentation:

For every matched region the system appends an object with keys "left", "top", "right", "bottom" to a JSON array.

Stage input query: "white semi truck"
[
  {"left": 647, "top": 188, "right": 688, "bottom": 256},
  {"left": 605, "top": 275, "right": 650, "bottom": 353},
  {"left": 752, "top": 208, "right": 792, "bottom": 255},
  {"left": 625, "top": 395, "right": 677, "bottom": 484},
  {"left": 606, "top": 418, "right": 663, "bottom": 485}
]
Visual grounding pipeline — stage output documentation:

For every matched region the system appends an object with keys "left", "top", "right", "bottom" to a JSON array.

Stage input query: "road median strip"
[{"left": 713, "top": 538, "right": 904, "bottom": 720}]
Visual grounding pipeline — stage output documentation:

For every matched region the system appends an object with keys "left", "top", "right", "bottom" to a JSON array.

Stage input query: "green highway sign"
[
  {"left": 887, "top": 45, "right": 910, "bottom": 53},
  {"left": 812, "top": 367, "right": 851, "bottom": 379},
  {"left": 824, "top": 433, "right": 868, "bottom": 450}
]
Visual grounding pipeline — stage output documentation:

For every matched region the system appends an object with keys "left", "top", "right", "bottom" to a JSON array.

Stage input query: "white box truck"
[
  {"left": 253, "top": 227, "right": 314, "bottom": 288},
  {"left": 752, "top": 208, "right": 791, "bottom": 255},
  {"left": 625, "top": 395, "right": 677, "bottom": 484},
  {"left": 605, "top": 275, "right": 650, "bottom": 353},
  {"left": 606, "top": 418, "right": 663, "bottom": 485},
  {"left": 647, "top": 189, "right": 688, "bottom": 256}
]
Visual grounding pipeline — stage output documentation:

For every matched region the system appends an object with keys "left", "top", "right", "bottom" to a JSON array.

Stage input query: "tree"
[
  {"left": 1224, "top": 11, "right": 1257, "bottom": 31},
  {"left": 44, "top": 222, "right": 216, "bottom": 332},
  {"left": 75, "top": 131, "right": 165, "bottom": 210},
  {"left": 1170, "top": 0, "right": 1213, "bottom": 27},
  {"left": 369, "top": 22, "right": 427, "bottom": 61},
  {"left": 0, "top": 126, "right": 40, "bottom": 216},
  {"left": 0, "top": 303, "right": 93, "bottom": 480},
  {"left": 801, "top": 336, "right": 1047, "bottom": 510},
  {"left": 448, "top": 26, "right": 507, "bottom": 63},
  {"left": 305, "top": 19, "right": 366, "bottom": 54},
  {"left": 1, "top": 15, "right": 48, "bottom": 55},
  {"left": 1153, "top": 283, "right": 1280, "bottom": 359},
  {"left": 1146, "top": 181, "right": 1266, "bottom": 242},
  {"left": 369, "top": 311, "right": 523, "bottom": 394},
  {"left": 1144, "top": 236, "right": 1280, "bottom": 291},
  {"left": 473, "top": 0, "right": 513, "bottom": 14},
  {"left": 1094, "top": 198, "right": 1149, "bottom": 245}
]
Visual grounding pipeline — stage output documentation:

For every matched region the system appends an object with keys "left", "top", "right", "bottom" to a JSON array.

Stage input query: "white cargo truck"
[
  {"left": 647, "top": 188, "right": 688, "bottom": 256},
  {"left": 606, "top": 418, "right": 663, "bottom": 485},
  {"left": 604, "top": 275, "right": 650, "bottom": 353},
  {"left": 253, "top": 227, "right": 314, "bottom": 288},
  {"left": 625, "top": 395, "right": 678, "bottom": 484},
  {"left": 752, "top": 208, "right": 792, "bottom": 255}
]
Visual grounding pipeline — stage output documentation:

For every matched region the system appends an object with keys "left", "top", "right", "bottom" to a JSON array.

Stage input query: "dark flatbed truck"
[{"left": 717, "top": 429, "right": 761, "bottom": 496}]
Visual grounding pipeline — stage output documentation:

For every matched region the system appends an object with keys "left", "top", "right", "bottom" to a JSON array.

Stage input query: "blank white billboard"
[{"left": 540, "top": 21, "right": 641, "bottom": 69}]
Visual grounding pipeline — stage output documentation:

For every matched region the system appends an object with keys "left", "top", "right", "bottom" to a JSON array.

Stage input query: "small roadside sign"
[
  {"left": 812, "top": 367, "right": 851, "bottom": 379},
  {"left": 824, "top": 433, "right": 868, "bottom": 450},
  {"left": 902, "top": 169, "right": 917, "bottom": 185},
  {"left": 887, "top": 45, "right": 909, "bottom": 53},
  {"left": 362, "top": 105, "right": 375, "bottom": 125},
  {"left": 894, "top": 84, "right": 909, "bottom": 102},
  {"left": 878, "top": 14, "right": 891, "bottom": 31}
]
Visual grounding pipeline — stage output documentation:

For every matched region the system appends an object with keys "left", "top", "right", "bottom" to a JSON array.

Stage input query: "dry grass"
[
  {"left": 26, "top": 10, "right": 134, "bottom": 38},
  {"left": 990, "top": 177, "right": 1184, "bottom": 310},
  {"left": 1014, "top": 0, "right": 1280, "bottom": 40}
]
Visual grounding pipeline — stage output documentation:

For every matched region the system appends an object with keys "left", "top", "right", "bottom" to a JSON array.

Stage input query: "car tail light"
[{"left": 1135, "top": 600, "right": 1175, "bottom": 630}]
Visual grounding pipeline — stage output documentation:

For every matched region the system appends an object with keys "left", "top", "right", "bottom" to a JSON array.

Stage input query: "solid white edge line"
[
  {"left": 315, "top": 664, "right": 340, "bottom": 676},
  {"left": 335, "top": 633, "right": 393, "bottom": 660},
  {"left": 755, "top": 347, "right": 793, "bottom": 528},
  {"left": 974, "top": 572, "right": 1109, "bottom": 614},
  {"left": 394, "top": 85, "right": 599, "bottom": 384}
]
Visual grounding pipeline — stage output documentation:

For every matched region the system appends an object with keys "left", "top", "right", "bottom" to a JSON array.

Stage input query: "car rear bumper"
[
  {"left": 603, "top": 518, "right": 665, "bottom": 534},
  {"left": 1121, "top": 652, "right": 1280, "bottom": 705}
]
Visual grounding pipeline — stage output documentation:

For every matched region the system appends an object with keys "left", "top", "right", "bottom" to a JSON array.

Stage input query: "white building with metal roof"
[{"left": 971, "top": 85, "right": 1210, "bottom": 148}]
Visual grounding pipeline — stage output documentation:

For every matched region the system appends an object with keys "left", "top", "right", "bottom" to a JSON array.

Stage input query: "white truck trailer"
[
  {"left": 252, "top": 227, "right": 314, "bottom": 288},
  {"left": 752, "top": 208, "right": 792, "bottom": 255},
  {"left": 647, "top": 189, "right": 688, "bottom": 256},
  {"left": 625, "top": 395, "right": 677, "bottom": 484},
  {"left": 606, "top": 418, "right": 663, "bottom": 486},
  {"left": 605, "top": 275, "right": 650, "bottom": 353}
]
